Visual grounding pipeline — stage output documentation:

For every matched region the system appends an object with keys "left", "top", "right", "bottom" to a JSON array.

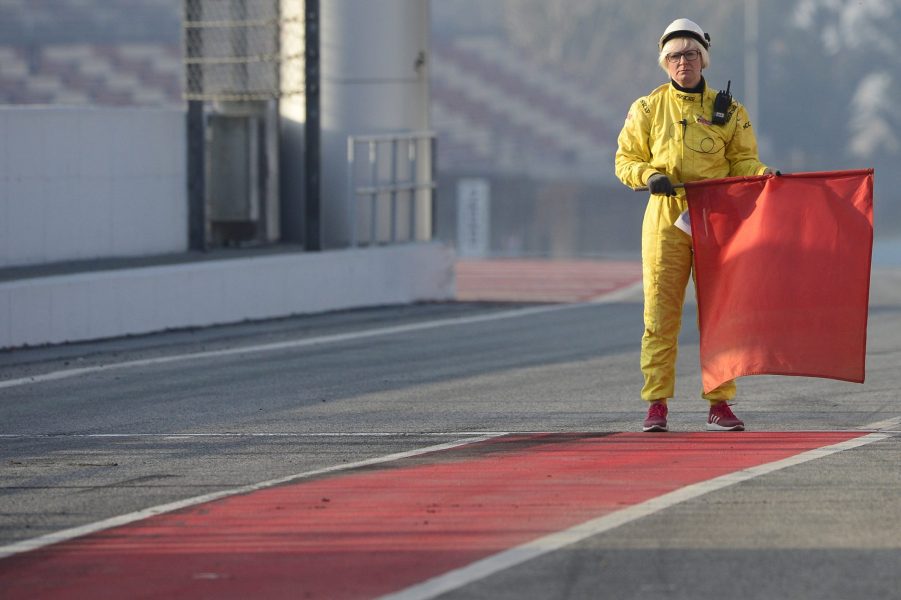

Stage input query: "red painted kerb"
[{"left": 0, "top": 432, "right": 864, "bottom": 599}]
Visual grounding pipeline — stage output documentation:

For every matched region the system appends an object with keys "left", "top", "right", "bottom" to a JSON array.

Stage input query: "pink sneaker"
[
  {"left": 707, "top": 402, "right": 745, "bottom": 431},
  {"left": 642, "top": 401, "right": 668, "bottom": 432}
]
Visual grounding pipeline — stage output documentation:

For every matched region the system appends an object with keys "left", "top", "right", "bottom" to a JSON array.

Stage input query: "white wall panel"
[
  {"left": 49, "top": 281, "right": 91, "bottom": 343},
  {"left": 0, "top": 180, "right": 8, "bottom": 266},
  {"left": 78, "top": 111, "right": 114, "bottom": 179},
  {"left": 9, "top": 282, "right": 52, "bottom": 347},
  {"left": 6, "top": 178, "right": 44, "bottom": 264},
  {"left": 7, "top": 111, "right": 44, "bottom": 179},
  {"left": 77, "top": 177, "right": 112, "bottom": 260},
  {"left": 0, "top": 106, "right": 187, "bottom": 268},
  {"left": 0, "top": 110, "right": 8, "bottom": 183},
  {"left": 0, "top": 280, "right": 9, "bottom": 345},
  {"left": 42, "top": 111, "right": 81, "bottom": 177},
  {"left": 44, "top": 178, "right": 82, "bottom": 260}
]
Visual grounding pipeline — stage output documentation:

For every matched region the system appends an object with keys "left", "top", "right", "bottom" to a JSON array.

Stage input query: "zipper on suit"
[{"left": 678, "top": 112, "right": 688, "bottom": 185}]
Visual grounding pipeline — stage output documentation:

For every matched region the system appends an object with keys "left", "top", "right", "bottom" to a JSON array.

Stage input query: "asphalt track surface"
[{"left": 1, "top": 264, "right": 900, "bottom": 599}]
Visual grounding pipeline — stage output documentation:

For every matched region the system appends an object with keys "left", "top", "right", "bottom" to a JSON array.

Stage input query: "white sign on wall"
[{"left": 456, "top": 178, "right": 490, "bottom": 258}]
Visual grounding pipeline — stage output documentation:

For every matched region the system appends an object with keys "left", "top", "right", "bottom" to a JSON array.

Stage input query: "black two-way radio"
[{"left": 712, "top": 80, "right": 732, "bottom": 125}]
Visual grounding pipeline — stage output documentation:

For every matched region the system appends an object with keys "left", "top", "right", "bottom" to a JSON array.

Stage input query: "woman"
[{"left": 614, "top": 18, "right": 773, "bottom": 432}]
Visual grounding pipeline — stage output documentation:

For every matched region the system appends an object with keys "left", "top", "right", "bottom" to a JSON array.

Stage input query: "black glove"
[{"left": 647, "top": 173, "right": 675, "bottom": 196}]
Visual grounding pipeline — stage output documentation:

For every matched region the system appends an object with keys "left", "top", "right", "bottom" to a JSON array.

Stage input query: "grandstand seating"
[
  {"left": 0, "top": 1, "right": 618, "bottom": 180},
  {"left": 0, "top": 43, "right": 181, "bottom": 106},
  {"left": 430, "top": 36, "right": 617, "bottom": 181}
]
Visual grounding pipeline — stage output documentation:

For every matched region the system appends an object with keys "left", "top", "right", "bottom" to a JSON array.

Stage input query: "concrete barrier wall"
[
  {"left": 0, "top": 106, "right": 456, "bottom": 350},
  {"left": 0, "top": 106, "right": 187, "bottom": 268},
  {"left": 0, "top": 243, "right": 455, "bottom": 349}
]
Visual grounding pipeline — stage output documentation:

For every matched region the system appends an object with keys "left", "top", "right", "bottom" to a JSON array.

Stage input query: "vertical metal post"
[
  {"left": 185, "top": 0, "right": 206, "bottom": 250},
  {"left": 389, "top": 139, "right": 398, "bottom": 243},
  {"left": 304, "top": 0, "right": 322, "bottom": 250},
  {"left": 429, "top": 134, "right": 437, "bottom": 242},
  {"left": 369, "top": 140, "right": 377, "bottom": 245},
  {"left": 409, "top": 138, "right": 417, "bottom": 242},
  {"left": 347, "top": 138, "right": 356, "bottom": 247},
  {"left": 187, "top": 102, "right": 206, "bottom": 250}
]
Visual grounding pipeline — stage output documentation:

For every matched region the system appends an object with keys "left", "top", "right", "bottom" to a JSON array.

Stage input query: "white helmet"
[{"left": 659, "top": 18, "right": 710, "bottom": 50}]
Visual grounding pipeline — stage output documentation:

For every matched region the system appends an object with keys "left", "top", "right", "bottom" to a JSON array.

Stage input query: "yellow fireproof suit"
[{"left": 615, "top": 80, "right": 768, "bottom": 403}]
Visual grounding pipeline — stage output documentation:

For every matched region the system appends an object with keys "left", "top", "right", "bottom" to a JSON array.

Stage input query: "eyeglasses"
[{"left": 665, "top": 50, "right": 701, "bottom": 64}]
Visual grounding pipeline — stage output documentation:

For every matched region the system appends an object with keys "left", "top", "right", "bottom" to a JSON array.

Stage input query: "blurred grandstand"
[
  {"left": 431, "top": 36, "right": 617, "bottom": 183},
  {"left": 0, "top": 1, "right": 620, "bottom": 180},
  {"left": 429, "top": 35, "right": 637, "bottom": 257},
  {"left": 0, "top": 0, "right": 181, "bottom": 105},
  {"left": 0, "top": 0, "right": 638, "bottom": 258}
]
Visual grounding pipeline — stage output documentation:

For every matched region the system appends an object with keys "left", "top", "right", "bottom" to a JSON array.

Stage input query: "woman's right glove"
[{"left": 647, "top": 173, "right": 676, "bottom": 196}]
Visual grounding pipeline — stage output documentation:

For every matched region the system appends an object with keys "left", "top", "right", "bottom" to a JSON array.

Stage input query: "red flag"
[{"left": 687, "top": 170, "right": 874, "bottom": 393}]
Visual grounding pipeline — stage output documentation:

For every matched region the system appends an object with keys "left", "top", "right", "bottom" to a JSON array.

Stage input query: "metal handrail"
[
  {"left": 349, "top": 130, "right": 437, "bottom": 144},
  {"left": 355, "top": 182, "right": 437, "bottom": 195},
  {"left": 346, "top": 131, "right": 437, "bottom": 247}
]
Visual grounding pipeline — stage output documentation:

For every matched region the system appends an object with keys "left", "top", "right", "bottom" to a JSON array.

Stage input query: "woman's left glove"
[{"left": 647, "top": 173, "right": 676, "bottom": 196}]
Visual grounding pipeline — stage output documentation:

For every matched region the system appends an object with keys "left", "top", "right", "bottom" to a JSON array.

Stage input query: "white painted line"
[
  {"left": 0, "top": 433, "right": 505, "bottom": 560},
  {"left": 0, "top": 431, "right": 515, "bottom": 439},
  {"left": 379, "top": 430, "right": 894, "bottom": 600},
  {"left": 856, "top": 416, "right": 901, "bottom": 431},
  {"left": 0, "top": 303, "right": 599, "bottom": 391},
  {"left": 0, "top": 427, "right": 890, "bottom": 439}
]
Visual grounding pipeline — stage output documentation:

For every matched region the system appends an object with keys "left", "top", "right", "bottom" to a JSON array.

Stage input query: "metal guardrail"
[{"left": 347, "top": 131, "right": 437, "bottom": 247}]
